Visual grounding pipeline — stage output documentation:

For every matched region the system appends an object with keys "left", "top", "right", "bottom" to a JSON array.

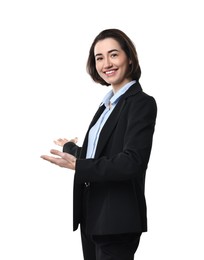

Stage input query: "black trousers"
[{"left": 80, "top": 226, "right": 142, "bottom": 260}]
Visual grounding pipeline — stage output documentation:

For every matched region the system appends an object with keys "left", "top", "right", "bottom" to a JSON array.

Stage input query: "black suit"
[{"left": 63, "top": 82, "right": 157, "bottom": 259}]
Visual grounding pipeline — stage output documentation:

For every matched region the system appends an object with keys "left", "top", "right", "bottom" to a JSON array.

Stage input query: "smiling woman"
[
  {"left": 87, "top": 29, "right": 141, "bottom": 89},
  {"left": 41, "top": 28, "right": 157, "bottom": 260},
  {"left": 94, "top": 38, "right": 132, "bottom": 93}
]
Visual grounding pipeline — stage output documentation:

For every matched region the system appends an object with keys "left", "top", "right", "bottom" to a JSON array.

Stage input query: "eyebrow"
[{"left": 95, "top": 49, "right": 119, "bottom": 57}]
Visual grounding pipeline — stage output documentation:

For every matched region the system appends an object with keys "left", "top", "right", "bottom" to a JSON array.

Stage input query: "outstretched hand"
[
  {"left": 41, "top": 149, "right": 76, "bottom": 170},
  {"left": 54, "top": 137, "right": 78, "bottom": 147}
]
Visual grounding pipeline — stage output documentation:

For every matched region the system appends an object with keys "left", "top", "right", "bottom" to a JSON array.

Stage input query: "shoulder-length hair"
[{"left": 86, "top": 28, "right": 141, "bottom": 86}]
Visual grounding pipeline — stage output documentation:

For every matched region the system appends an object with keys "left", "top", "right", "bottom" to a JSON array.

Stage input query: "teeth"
[{"left": 106, "top": 70, "right": 114, "bottom": 74}]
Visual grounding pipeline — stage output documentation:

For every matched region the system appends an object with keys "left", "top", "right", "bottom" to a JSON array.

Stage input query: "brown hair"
[{"left": 86, "top": 28, "right": 141, "bottom": 86}]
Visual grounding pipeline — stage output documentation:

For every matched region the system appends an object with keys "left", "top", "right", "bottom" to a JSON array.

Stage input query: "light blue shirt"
[{"left": 86, "top": 80, "right": 136, "bottom": 158}]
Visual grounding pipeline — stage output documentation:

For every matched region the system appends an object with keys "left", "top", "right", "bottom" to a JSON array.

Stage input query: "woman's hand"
[
  {"left": 41, "top": 149, "right": 76, "bottom": 170},
  {"left": 54, "top": 137, "right": 78, "bottom": 147}
]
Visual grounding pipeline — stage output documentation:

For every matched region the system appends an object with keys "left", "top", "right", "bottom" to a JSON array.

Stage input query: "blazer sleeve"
[
  {"left": 63, "top": 142, "right": 82, "bottom": 158},
  {"left": 75, "top": 95, "right": 157, "bottom": 183}
]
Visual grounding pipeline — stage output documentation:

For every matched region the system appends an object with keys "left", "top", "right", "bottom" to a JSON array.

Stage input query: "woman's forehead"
[{"left": 94, "top": 38, "right": 121, "bottom": 55}]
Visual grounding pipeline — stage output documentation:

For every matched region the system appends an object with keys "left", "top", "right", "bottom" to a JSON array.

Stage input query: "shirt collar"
[{"left": 100, "top": 80, "right": 136, "bottom": 108}]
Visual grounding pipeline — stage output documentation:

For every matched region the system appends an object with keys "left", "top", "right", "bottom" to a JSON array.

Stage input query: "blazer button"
[{"left": 85, "top": 182, "right": 90, "bottom": 187}]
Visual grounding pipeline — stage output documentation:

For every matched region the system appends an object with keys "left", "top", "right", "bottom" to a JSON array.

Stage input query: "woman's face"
[{"left": 94, "top": 38, "right": 132, "bottom": 91}]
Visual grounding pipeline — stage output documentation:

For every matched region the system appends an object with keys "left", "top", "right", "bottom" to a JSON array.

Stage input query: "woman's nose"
[{"left": 103, "top": 57, "right": 112, "bottom": 68}]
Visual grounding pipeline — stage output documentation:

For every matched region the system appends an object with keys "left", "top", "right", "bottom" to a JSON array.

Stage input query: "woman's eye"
[
  {"left": 96, "top": 57, "right": 103, "bottom": 61},
  {"left": 111, "top": 53, "right": 118, "bottom": 58}
]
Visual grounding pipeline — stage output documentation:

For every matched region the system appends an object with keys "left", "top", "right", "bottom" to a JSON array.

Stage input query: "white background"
[{"left": 0, "top": 0, "right": 204, "bottom": 259}]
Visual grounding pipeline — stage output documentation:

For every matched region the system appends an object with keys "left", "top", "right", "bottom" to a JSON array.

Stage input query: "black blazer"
[{"left": 63, "top": 82, "right": 157, "bottom": 235}]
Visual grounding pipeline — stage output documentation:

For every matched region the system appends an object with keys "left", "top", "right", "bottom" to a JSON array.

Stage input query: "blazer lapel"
[
  {"left": 88, "top": 104, "right": 106, "bottom": 129},
  {"left": 94, "top": 82, "right": 142, "bottom": 158},
  {"left": 94, "top": 99, "right": 126, "bottom": 158},
  {"left": 80, "top": 104, "right": 106, "bottom": 158}
]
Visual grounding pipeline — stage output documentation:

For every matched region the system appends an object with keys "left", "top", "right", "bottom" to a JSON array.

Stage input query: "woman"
[{"left": 41, "top": 28, "right": 157, "bottom": 260}]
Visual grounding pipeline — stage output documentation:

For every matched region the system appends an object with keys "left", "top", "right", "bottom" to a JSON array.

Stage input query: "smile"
[{"left": 104, "top": 70, "right": 117, "bottom": 76}]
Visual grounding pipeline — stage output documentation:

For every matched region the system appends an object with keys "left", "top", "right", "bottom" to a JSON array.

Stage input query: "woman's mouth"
[{"left": 104, "top": 69, "right": 117, "bottom": 76}]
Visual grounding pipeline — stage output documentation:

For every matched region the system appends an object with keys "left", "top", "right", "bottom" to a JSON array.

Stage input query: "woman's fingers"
[
  {"left": 53, "top": 137, "right": 78, "bottom": 147},
  {"left": 54, "top": 138, "right": 69, "bottom": 146},
  {"left": 41, "top": 149, "right": 76, "bottom": 170},
  {"left": 69, "top": 137, "right": 78, "bottom": 144}
]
